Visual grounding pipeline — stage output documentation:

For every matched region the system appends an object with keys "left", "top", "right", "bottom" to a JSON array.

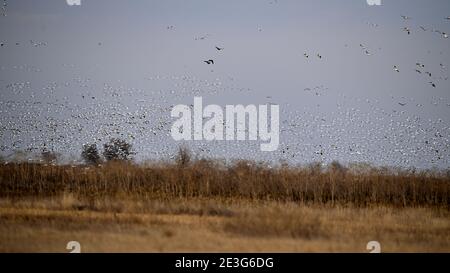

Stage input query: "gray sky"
[{"left": 1, "top": 0, "right": 449, "bottom": 169}]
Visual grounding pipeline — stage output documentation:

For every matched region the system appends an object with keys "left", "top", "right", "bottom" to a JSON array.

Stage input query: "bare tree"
[
  {"left": 175, "top": 146, "right": 191, "bottom": 167},
  {"left": 329, "top": 160, "right": 347, "bottom": 174},
  {"left": 41, "top": 148, "right": 59, "bottom": 164},
  {"left": 81, "top": 144, "right": 102, "bottom": 165},
  {"left": 103, "top": 138, "right": 133, "bottom": 161}
]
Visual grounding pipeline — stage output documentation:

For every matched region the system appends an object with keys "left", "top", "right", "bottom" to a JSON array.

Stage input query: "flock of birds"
[
  {"left": 0, "top": 4, "right": 449, "bottom": 169},
  {"left": 1, "top": 0, "right": 6, "bottom": 17},
  {"left": 0, "top": 39, "right": 48, "bottom": 48},
  {"left": 400, "top": 15, "right": 449, "bottom": 39}
]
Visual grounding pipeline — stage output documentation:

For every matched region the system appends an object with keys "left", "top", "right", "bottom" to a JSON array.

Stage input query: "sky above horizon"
[{"left": 1, "top": 0, "right": 450, "bottom": 169}]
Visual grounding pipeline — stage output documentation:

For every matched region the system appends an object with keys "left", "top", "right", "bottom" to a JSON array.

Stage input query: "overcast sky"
[{"left": 1, "top": 0, "right": 449, "bottom": 169}]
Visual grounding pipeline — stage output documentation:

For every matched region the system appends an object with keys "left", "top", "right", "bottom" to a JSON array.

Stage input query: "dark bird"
[
  {"left": 393, "top": 65, "right": 400, "bottom": 72},
  {"left": 429, "top": 82, "right": 436, "bottom": 88},
  {"left": 425, "top": 71, "right": 432, "bottom": 77},
  {"left": 303, "top": 53, "right": 309, "bottom": 58},
  {"left": 398, "top": 102, "right": 407, "bottom": 106},
  {"left": 415, "top": 69, "right": 422, "bottom": 74},
  {"left": 215, "top": 46, "right": 224, "bottom": 51},
  {"left": 401, "top": 15, "right": 411, "bottom": 20},
  {"left": 317, "top": 53, "right": 322, "bottom": 59},
  {"left": 204, "top": 60, "right": 214, "bottom": 65}
]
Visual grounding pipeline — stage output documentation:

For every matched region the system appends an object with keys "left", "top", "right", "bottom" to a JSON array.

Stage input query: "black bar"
[{"left": 0, "top": 253, "right": 447, "bottom": 272}]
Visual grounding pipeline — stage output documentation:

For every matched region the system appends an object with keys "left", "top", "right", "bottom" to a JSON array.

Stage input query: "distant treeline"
[{"left": 0, "top": 147, "right": 448, "bottom": 208}]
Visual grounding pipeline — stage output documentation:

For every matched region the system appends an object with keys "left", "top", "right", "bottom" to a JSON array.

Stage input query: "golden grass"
[
  {"left": 0, "top": 160, "right": 448, "bottom": 207},
  {"left": 0, "top": 160, "right": 448, "bottom": 252},
  {"left": 0, "top": 197, "right": 448, "bottom": 252}
]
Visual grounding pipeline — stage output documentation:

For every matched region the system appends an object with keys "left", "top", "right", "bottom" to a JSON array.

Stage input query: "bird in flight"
[
  {"left": 415, "top": 69, "right": 422, "bottom": 74},
  {"left": 204, "top": 60, "right": 214, "bottom": 65},
  {"left": 429, "top": 82, "right": 436, "bottom": 88},
  {"left": 403, "top": 27, "right": 411, "bottom": 35},
  {"left": 398, "top": 102, "right": 407, "bottom": 106},
  {"left": 401, "top": 15, "right": 411, "bottom": 20},
  {"left": 393, "top": 65, "right": 400, "bottom": 72},
  {"left": 416, "top": 62, "right": 425, "bottom": 68},
  {"left": 317, "top": 53, "right": 322, "bottom": 59},
  {"left": 303, "top": 53, "right": 309, "bottom": 58},
  {"left": 215, "top": 46, "right": 224, "bottom": 51}
]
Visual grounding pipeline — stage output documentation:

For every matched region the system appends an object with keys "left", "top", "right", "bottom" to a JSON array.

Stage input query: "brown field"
[{"left": 0, "top": 159, "right": 449, "bottom": 252}]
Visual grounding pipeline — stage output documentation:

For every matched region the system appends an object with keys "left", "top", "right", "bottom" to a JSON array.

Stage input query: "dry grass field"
[{"left": 0, "top": 158, "right": 449, "bottom": 252}]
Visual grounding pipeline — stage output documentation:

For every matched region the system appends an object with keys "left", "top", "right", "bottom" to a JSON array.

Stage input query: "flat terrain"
[
  {"left": 0, "top": 197, "right": 448, "bottom": 252},
  {"left": 0, "top": 162, "right": 448, "bottom": 252}
]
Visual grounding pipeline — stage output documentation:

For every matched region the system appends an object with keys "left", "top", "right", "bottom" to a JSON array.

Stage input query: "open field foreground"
[
  {"left": 0, "top": 199, "right": 449, "bottom": 252},
  {"left": 0, "top": 161, "right": 449, "bottom": 252}
]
